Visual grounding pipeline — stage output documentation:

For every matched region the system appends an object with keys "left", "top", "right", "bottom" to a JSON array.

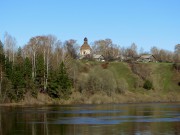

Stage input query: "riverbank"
[
  {"left": 0, "top": 62, "right": 179, "bottom": 106},
  {"left": 1, "top": 91, "right": 180, "bottom": 106}
]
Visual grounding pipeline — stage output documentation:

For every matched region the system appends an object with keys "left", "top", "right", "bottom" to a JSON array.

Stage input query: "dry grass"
[
  {"left": 1, "top": 91, "right": 180, "bottom": 106},
  {"left": 65, "top": 91, "right": 180, "bottom": 105},
  {"left": 1, "top": 90, "right": 180, "bottom": 106},
  {"left": 21, "top": 93, "right": 54, "bottom": 105}
]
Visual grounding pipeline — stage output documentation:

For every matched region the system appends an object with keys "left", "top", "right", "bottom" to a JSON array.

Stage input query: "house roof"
[
  {"left": 93, "top": 54, "right": 104, "bottom": 59},
  {"left": 140, "top": 54, "right": 154, "bottom": 59},
  {"left": 80, "top": 37, "right": 91, "bottom": 50}
]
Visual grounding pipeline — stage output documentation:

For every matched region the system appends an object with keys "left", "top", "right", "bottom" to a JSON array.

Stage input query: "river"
[{"left": 0, "top": 103, "right": 180, "bottom": 135}]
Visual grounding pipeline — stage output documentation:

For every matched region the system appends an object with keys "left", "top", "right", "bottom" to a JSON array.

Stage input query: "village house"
[
  {"left": 93, "top": 54, "right": 105, "bottom": 61},
  {"left": 137, "top": 54, "right": 157, "bottom": 63}
]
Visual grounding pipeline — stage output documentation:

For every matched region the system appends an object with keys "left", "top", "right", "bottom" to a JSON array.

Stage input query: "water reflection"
[{"left": 0, "top": 103, "right": 180, "bottom": 135}]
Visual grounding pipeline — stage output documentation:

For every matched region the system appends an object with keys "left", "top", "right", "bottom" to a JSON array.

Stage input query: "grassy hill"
[
  {"left": 108, "top": 62, "right": 137, "bottom": 91},
  {"left": 151, "top": 63, "right": 179, "bottom": 92},
  {"left": 65, "top": 61, "right": 180, "bottom": 104},
  {"left": 78, "top": 61, "right": 180, "bottom": 92}
]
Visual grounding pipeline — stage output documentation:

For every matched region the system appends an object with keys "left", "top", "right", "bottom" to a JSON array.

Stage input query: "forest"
[{"left": 0, "top": 33, "right": 180, "bottom": 103}]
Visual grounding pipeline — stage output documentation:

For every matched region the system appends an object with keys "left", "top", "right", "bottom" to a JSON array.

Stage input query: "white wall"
[{"left": 80, "top": 49, "right": 91, "bottom": 55}]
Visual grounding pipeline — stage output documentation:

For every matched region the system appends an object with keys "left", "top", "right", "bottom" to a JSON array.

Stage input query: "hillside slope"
[{"left": 79, "top": 62, "right": 180, "bottom": 92}]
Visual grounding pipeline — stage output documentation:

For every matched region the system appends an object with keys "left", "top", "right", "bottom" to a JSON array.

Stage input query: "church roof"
[{"left": 80, "top": 37, "right": 91, "bottom": 50}]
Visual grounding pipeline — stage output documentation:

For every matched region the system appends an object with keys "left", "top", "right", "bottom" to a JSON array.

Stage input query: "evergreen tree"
[
  {"left": 48, "top": 62, "right": 72, "bottom": 99},
  {"left": 9, "top": 65, "right": 25, "bottom": 101},
  {"left": 24, "top": 57, "right": 32, "bottom": 84},
  {"left": 8, "top": 48, "right": 25, "bottom": 101},
  {"left": 143, "top": 80, "right": 153, "bottom": 90},
  {"left": 5, "top": 58, "right": 13, "bottom": 79},
  {"left": 0, "top": 40, "right": 5, "bottom": 97},
  {"left": 24, "top": 57, "right": 37, "bottom": 97},
  {"left": 0, "top": 40, "right": 5, "bottom": 67},
  {"left": 35, "top": 54, "right": 45, "bottom": 90}
]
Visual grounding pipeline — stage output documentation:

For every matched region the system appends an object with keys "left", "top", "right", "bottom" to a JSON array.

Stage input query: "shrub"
[
  {"left": 130, "top": 63, "right": 152, "bottom": 80},
  {"left": 134, "top": 77, "right": 144, "bottom": 88},
  {"left": 77, "top": 67, "right": 117, "bottom": 96},
  {"left": 143, "top": 80, "right": 153, "bottom": 90},
  {"left": 116, "top": 78, "right": 128, "bottom": 94},
  {"left": 89, "top": 68, "right": 116, "bottom": 96},
  {"left": 76, "top": 73, "right": 88, "bottom": 93},
  {"left": 101, "top": 62, "right": 109, "bottom": 69},
  {"left": 173, "top": 63, "right": 180, "bottom": 72}
]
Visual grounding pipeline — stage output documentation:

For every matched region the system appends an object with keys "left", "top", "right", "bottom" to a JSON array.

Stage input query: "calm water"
[{"left": 0, "top": 103, "right": 180, "bottom": 135}]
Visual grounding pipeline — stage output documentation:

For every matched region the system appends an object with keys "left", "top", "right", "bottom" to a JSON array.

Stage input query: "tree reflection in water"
[{"left": 0, "top": 103, "right": 180, "bottom": 135}]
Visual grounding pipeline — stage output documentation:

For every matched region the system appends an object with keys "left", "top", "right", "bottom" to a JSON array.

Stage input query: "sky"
[{"left": 0, "top": 0, "right": 180, "bottom": 52}]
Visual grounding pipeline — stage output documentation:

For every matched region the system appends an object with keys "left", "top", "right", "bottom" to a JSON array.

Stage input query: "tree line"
[
  {"left": 0, "top": 34, "right": 74, "bottom": 102},
  {"left": 0, "top": 33, "right": 179, "bottom": 102},
  {"left": 92, "top": 39, "right": 180, "bottom": 63}
]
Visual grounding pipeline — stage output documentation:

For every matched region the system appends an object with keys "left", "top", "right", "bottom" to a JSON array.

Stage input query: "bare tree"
[
  {"left": 92, "top": 38, "right": 120, "bottom": 60},
  {"left": 0, "top": 41, "right": 4, "bottom": 96},
  {"left": 64, "top": 39, "right": 78, "bottom": 59},
  {"left": 174, "top": 44, "right": 180, "bottom": 63},
  {"left": 4, "top": 32, "right": 17, "bottom": 64},
  {"left": 44, "top": 35, "right": 58, "bottom": 90},
  {"left": 27, "top": 36, "right": 40, "bottom": 81},
  {"left": 121, "top": 43, "right": 138, "bottom": 61},
  {"left": 151, "top": 46, "right": 159, "bottom": 59},
  {"left": 128, "top": 43, "right": 138, "bottom": 58},
  {"left": 53, "top": 40, "right": 63, "bottom": 69},
  {"left": 26, "top": 35, "right": 60, "bottom": 90},
  {"left": 33, "top": 36, "right": 49, "bottom": 91},
  {"left": 175, "top": 44, "right": 180, "bottom": 54},
  {"left": 93, "top": 39, "right": 112, "bottom": 57},
  {"left": 151, "top": 46, "right": 174, "bottom": 62}
]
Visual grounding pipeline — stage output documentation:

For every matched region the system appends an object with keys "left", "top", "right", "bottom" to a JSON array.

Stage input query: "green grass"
[
  {"left": 78, "top": 61, "right": 179, "bottom": 92},
  {"left": 108, "top": 62, "right": 137, "bottom": 91},
  {"left": 108, "top": 62, "right": 179, "bottom": 92},
  {"left": 151, "top": 63, "right": 179, "bottom": 92}
]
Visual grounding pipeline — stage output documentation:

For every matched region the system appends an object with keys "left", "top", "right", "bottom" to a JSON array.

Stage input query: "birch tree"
[
  {"left": 0, "top": 41, "right": 4, "bottom": 96},
  {"left": 54, "top": 40, "right": 63, "bottom": 69},
  {"left": 4, "top": 32, "right": 16, "bottom": 65},
  {"left": 28, "top": 37, "right": 39, "bottom": 81}
]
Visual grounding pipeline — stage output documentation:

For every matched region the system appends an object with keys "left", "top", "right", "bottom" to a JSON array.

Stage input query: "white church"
[
  {"left": 80, "top": 37, "right": 91, "bottom": 56},
  {"left": 79, "top": 37, "right": 104, "bottom": 61}
]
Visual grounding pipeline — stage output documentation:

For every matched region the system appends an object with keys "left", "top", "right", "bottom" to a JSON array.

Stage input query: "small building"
[
  {"left": 93, "top": 54, "right": 105, "bottom": 61},
  {"left": 137, "top": 54, "right": 157, "bottom": 63},
  {"left": 80, "top": 37, "right": 91, "bottom": 56}
]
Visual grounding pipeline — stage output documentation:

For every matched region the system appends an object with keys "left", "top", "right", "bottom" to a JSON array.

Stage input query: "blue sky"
[{"left": 0, "top": 0, "right": 180, "bottom": 52}]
